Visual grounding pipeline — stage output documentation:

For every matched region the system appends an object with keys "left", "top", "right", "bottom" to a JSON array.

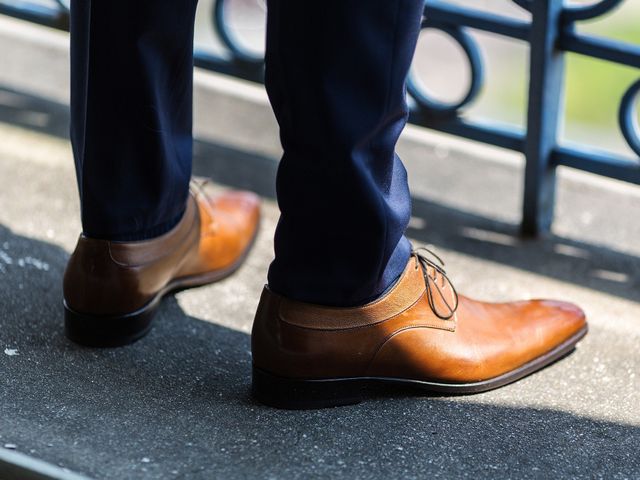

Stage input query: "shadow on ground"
[{"left": 0, "top": 225, "right": 639, "bottom": 479}]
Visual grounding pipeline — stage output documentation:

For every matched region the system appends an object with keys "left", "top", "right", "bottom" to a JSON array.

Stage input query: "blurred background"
[
  {"left": 2, "top": 0, "right": 638, "bottom": 157},
  {"left": 191, "top": 0, "right": 640, "bottom": 156}
]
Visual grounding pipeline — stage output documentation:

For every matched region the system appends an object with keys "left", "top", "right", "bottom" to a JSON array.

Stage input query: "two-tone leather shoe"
[
  {"left": 63, "top": 180, "right": 260, "bottom": 347},
  {"left": 251, "top": 247, "right": 588, "bottom": 409}
]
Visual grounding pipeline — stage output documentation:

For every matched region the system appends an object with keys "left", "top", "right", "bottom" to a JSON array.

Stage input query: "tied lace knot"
[{"left": 412, "top": 246, "right": 459, "bottom": 320}]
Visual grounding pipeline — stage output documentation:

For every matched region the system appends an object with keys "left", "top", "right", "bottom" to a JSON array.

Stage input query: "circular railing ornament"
[
  {"left": 511, "top": 0, "right": 623, "bottom": 21},
  {"left": 213, "top": 0, "right": 265, "bottom": 65},
  {"left": 619, "top": 79, "right": 640, "bottom": 158},
  {"left": 406, "top": 20, "right": 484, "bottom": 118},
  {"left": 561, "top": 0, "right": 624, "bottom": 21}
]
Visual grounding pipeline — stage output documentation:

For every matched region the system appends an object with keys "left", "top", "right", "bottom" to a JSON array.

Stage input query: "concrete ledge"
[{"left": 3, "top": 13, "right": 638, "bottom": 202}]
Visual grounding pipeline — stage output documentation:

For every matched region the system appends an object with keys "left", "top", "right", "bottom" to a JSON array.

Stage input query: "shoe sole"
[
  {"left": 64, "top": 229, "right": 259, "bottom": 348},
  {"left": 251, "top": 324, "right": 588, "bottom": 409}
]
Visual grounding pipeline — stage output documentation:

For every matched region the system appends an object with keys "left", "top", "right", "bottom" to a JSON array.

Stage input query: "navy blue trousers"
[{"left": 70, "top": 0, "right": 424, "bottom": 307}]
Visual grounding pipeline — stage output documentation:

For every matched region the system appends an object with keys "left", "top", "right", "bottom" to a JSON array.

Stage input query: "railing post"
[{"left": 521, "top": 0, "right": 566, "bottom": 236}]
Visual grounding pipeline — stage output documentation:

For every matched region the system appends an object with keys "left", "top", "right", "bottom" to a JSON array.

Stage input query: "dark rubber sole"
[
  {"left": 252, "top": 325, "right": 588, "bottom": 409},
  {"left": 64, "top": 232, "right": 258, "bottom": 348}
]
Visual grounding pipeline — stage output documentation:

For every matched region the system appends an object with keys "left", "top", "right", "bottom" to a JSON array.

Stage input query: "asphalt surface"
[{"left": 0, "top": 83, "right": 639, "bottom": 480}]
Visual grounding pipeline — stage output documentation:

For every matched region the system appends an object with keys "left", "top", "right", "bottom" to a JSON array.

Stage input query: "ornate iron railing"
[{"left": 1, "top": 0, "right": 639, "bottom": 235}]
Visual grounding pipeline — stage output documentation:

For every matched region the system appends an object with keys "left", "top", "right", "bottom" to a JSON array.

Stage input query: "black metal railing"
[{"left": 1, "top": 0, "right": 638, "bottom": 235}]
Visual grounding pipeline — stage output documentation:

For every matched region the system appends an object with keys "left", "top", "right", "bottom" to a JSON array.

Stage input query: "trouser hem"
[{"left": 83, "top": 207, "right": 187, "bottom": 242}]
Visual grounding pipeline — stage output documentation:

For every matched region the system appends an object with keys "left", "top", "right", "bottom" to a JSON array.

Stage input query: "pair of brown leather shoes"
[{"left": 64, "top": 180, "right": 587, "bottom": 408}]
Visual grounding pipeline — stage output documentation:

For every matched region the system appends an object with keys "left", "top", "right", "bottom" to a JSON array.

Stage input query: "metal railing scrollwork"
[{"left": 0, "top": 0, "right": 638, "bottom": 235}]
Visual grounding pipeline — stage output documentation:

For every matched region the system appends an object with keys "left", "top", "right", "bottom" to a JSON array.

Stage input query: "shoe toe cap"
[{"left": 522, "top": 299, "right": 588, "bottom": 352}]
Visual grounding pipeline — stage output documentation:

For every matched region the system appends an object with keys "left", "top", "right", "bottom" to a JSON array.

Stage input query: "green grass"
[
  {"left": 496, "top": 13, "right": 640, "bottom": 130},
  {"left": 564, "top": 20, "right": 640, "bottom": 128}
]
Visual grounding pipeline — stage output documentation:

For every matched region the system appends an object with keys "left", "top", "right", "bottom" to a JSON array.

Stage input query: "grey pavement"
[{"left": 1, "top": 16, "right": 640, "bottom": 480}]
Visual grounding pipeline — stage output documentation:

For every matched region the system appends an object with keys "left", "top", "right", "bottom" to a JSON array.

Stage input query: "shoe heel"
[
  {"left": 64, "top": 301, "right": 156, "bottom": 348},
  {"left": 251, "top": 366, "right": 363, "bottom": 409}
]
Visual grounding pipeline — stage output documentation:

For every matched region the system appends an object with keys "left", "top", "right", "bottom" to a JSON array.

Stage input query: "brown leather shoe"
[
  {"left": 251, "top": 247, "right": 587, "bottom": 409},
  {"left": 63, "top": 181, "right": 260, "bottom": 347}
]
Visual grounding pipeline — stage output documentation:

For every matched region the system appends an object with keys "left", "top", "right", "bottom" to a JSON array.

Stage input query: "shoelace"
[
  {"left": 412, "top": 246, "right": 459, "bottom": 320},
  {"left": 189, "top": 177, "right": 218, "bottom": 232}
]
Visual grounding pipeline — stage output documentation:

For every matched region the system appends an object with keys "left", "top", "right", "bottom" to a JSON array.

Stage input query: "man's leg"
[
  {"left": 265, "top": 0, "right": 424, "bottom": 307},
  {"left": 64, "top": 0, "right": 260, "bottom": 347},
  {"left": 252, "top": 0, "right": 587, "bottom": 409},
  {"left": 70, "top": 0, "right": 197, "bottom": 240}
]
